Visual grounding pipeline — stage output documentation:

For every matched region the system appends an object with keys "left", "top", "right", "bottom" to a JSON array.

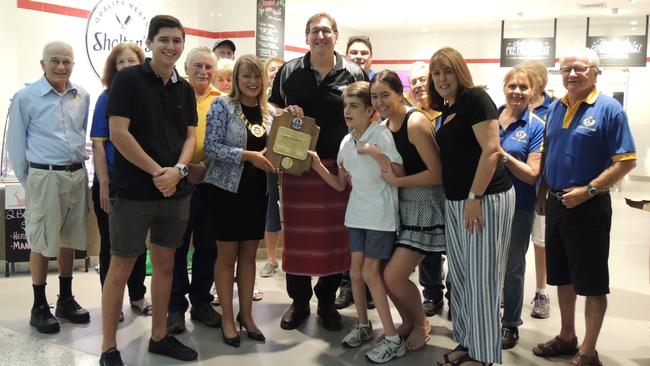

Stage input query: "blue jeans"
[
  {"left": 419, "top": 251, "right": 448, "bottom": 302},
  {"left": 502, "top": 208, "right": 535, "bottom": 327},
  {"left": 169, "top": 184, "right": 218, "bottom": 313}
]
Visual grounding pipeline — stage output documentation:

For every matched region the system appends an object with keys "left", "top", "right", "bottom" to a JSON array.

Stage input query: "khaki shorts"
[
  {"left": 109, "top": 196, "right": 191, "bottom": 257},
  {"left": 25, "top": 167, "right": 88, "bottom": 257}
]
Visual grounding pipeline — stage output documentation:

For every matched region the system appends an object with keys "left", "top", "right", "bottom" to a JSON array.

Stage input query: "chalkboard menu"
[
  {"left": 5, "top": 184, "right": 29, "bottom": 262},
  {"left": 256, "top": 0, "right": 285, "bottom": 60},
  {"left": 500, "top": 38, "right": 556, "bottom": 67}
]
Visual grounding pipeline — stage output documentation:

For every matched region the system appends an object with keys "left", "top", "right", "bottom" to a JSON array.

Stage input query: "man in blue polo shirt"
[{"left": 533, "top": 47, "right": 636, "bottom": 366}]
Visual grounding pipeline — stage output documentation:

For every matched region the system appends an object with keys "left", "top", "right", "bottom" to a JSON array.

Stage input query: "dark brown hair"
[
  {"left": 346, "top": 36, "right": 372, "bottom": 54},
  {"left": 370, "top": 69, "right": 404, "bottom": 96},
  {"left": 147, "top": 14, "right": 185, "bottom": 41}
]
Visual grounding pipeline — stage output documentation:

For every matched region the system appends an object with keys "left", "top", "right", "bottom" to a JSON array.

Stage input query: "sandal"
[
  {"left": 532, "top": 335, "right": 578, "bottom": 357},
  {"left": 450, "top": 354, "right": 492, "bottom": 366},
  {"left": 437, "top": 344, "right": 468, "bottom": 365},
  {"left": 130, "top": 299, "right": 152, "bottom": 316}
]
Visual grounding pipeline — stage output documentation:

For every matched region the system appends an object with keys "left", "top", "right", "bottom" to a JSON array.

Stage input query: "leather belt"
[
  {"left": 549, "top": 188, "right": 609, "bottom": 200},
  {"left": 29, "top": 162, "right": 83, "bottom": 172}
]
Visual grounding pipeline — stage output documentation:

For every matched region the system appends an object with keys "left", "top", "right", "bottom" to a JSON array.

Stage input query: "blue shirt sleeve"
[
  {"left": 529, "top": 119, "right": 545, "bottom": 154},
  {"left": 607, "top": 108, "right": 636, "bottom": 158},
  {"left": 90, "top": 91, "right": 109, "bottom": 139},
  {"left": 6, "top": 91, "right": 29, "bottom": 185}
]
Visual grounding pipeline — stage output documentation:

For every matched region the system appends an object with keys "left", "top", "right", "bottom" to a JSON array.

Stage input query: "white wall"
[
  {"left": 2, "top": 1, "right": 648, "bottom": 177},
  {"left": 366, "top": 21, "right": 650, "bottom": 177}
]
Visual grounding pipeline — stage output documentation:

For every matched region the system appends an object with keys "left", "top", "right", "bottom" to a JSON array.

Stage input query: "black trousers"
[
  {"left": 93, "top": 180, "right": 146, "bottom": 301},
  {"left": 169, "top": 184, "right": 218, "bottom": 313},
  {"left": 286, "top": 272, "right": 342, "bottom": 309}
]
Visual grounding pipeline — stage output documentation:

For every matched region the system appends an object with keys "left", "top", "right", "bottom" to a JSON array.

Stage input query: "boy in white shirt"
[{"left": 309, "top": 81, "right": 406, "bottom": 363}]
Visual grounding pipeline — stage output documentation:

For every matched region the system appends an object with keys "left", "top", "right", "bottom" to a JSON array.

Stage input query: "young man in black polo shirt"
[{"left": 99, "top": 15, "right": 198, "bottom": 366}]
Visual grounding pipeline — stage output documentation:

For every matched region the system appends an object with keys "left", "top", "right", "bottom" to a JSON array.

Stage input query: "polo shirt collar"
[
  {"left": 497, "top": 105, "right": 531, "bottom": 128},
  {"left": 301, "top": 51, "right": 345, "bottom": 71},
  {"left": 561, "top": 86, "right": 599, "bottom": 107},
  {"left": 197, "top": 85, "right": 221, "bottom": 102},
  {"left": 142, "top": 58, "right": 180, "bottom": 83},
  {"left": 36, "top": 75, "right": 76, "bottom": 97}
]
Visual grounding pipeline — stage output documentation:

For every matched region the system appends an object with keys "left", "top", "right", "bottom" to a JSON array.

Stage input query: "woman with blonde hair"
[
  {"left": 497, "top": 66, "right": 544, "bottom": 349},
  {"left": 204, "top": 54, "right": 276, "bottom": 347}
]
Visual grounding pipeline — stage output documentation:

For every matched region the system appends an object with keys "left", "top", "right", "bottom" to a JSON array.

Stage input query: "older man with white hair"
[
  {"left": 533, "top": 47, "right": 636, "bottom": 366},
  {"left": 7, "top": 41, "right": 91, "bottom": 334},
  {"left": 167, "top": 46, "right": 222, "bottom": 334}
]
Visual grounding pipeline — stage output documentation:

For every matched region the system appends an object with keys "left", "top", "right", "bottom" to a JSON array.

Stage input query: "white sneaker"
[
  {"left": 365, "top": 337, "right": 405, "bottom": 363},
  {"left": 530, "top": 292, "right": 550, "bottom": 319},
  {"left": 341, "top": 322, "right": 373, "bottom": 348},
  {"left": 259, "top": 262, "right": 278, "bottom": 277}
]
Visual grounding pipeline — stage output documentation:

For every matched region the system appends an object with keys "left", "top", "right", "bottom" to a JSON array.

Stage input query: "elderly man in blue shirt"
[{"left": 7, "top": 41, "right": 91, "bottom": 334}]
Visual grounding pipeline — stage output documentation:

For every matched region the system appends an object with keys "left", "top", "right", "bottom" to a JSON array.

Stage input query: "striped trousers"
[{"left": 445, "top": 188, "right": 515, "bottom": 364}]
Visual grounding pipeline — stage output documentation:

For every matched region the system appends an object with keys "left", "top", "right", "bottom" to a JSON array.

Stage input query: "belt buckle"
[
  {"left": 550, "top": 190, "right": 564, "bottom": 200},
  {"left": 65, "top": 164, "right": 75, "bottom": 172}
]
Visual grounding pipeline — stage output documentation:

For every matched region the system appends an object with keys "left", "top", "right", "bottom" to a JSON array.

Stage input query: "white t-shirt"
[{"left": 337, "top": 123, "right": 403, "bottom": 231}]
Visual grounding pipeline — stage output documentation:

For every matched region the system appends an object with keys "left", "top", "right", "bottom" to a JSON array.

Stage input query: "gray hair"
[
  {"left": 42, "top": 41, "right": 73, "bottom": 61},
  {"left": 408, "top": 61, "right": 428, "bottom": 81},
  {"left": 185, "top": 46, "right": 217, "bottom": 68},
  {"left": 560, "top": 47, "right": 600, "bottom": 69}
]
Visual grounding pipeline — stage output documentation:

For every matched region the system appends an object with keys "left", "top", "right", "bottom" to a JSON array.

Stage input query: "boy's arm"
[
  {"left": 308, "top": 151, "right": 347, "bottom": 192},
  {"left": 357, "top": 141, "right": 405, "bottom": 177}
]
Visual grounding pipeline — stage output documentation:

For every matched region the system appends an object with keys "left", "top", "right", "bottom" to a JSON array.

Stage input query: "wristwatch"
[
  {"left": 175, "top": 163, "right": 189, "bottom": 178},
  {"left": 586, "top": 184, "right": 598, "bottom": 197},
  {"left": 468, "top": 191, "right": 483, "bottom": 200}
]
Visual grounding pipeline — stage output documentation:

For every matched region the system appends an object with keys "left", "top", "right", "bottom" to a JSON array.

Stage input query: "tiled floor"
[{"left": 0, "top": 182, "right": 649, "bottom": 365}]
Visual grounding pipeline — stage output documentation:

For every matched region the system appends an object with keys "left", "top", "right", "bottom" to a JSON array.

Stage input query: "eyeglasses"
[{"left": 559, "top": 65, "right": 594, "bottom": 75}]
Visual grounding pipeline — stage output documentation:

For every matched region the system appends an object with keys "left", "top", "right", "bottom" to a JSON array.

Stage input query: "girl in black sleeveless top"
[{"left": 370, "top": 70, "right": 445, "bottom": 351}]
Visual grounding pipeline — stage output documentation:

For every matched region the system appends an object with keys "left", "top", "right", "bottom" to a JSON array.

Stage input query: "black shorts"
[{"left": 545, "top": 193, "right": 612, "bottom": 296}]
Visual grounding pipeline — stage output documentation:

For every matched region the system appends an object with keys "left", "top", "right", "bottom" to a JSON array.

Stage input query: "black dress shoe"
[
  {"left": 221, "top": 327, "right": 241, "bottom": 348},
  {"left": 190, "top": 302, "right": 221, "bottom": 328},
  {"left": 280, "top": 303, "right": 310, "bottom": 330},
  {"left": 501, "top": 326, "right": 519, "bottom": 350},
  {"left": 99, "top": 347, "right": 124, "bottom": 366},
  {"left": 335, "top": 287, "right": 353, "bottom": 309},
  {"left": 423, "top": 298, "right": 444, "bottom": 317},
  {"left": 55, "top": 296, "right": 90, "bottom": 323},
  {"left": 30, "top": 304, "right": 60, "bottom": 333},
  {"left": 317, "top": 305, "right": 343, "bottom": 331},
  {"left": 237, "top": 313, "right": 265, "bottom": 341},
  {"left": 167, "top": 312, "right": 186, "bottom": 334},
  {"left": 148, "top": 334, "right": 198, "bottom": 361}
]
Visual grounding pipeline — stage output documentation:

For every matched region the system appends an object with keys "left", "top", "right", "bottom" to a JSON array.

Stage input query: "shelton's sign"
[
  {"left": 85, "top": 0, "right": 151, "bottom": 78},
  {"left": 587, "top": 36, "right": 647, "bottom": 67},
  {"left": 500, "top": 38, "right": 556, "bottom": 67}
]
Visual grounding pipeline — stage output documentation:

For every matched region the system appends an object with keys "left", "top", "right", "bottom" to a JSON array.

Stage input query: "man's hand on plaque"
[{"left": 283, "top": 105, "right": 304, "bottom": 118}]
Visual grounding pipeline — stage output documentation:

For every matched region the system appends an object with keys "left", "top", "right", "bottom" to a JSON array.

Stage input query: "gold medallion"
[
  {"left": 281, "top": 157, "right": 294, "bottom": 170},
  {"left": 250, "top": 124, "right": 265, "bottom": 138}
]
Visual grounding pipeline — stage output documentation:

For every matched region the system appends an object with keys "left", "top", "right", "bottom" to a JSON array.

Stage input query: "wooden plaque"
[{"left": 266, "top": 113, "right": 320, "bottom": 176}]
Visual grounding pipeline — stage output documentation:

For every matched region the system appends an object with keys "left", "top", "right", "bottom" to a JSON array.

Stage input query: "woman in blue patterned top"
[{"left": 203, "top": 54, "right": 276, "bottom": 347}]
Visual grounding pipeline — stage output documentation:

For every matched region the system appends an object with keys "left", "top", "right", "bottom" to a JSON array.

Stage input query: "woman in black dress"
[{"left": 203, "top": 54, "right": 276, "bottom": 347}]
